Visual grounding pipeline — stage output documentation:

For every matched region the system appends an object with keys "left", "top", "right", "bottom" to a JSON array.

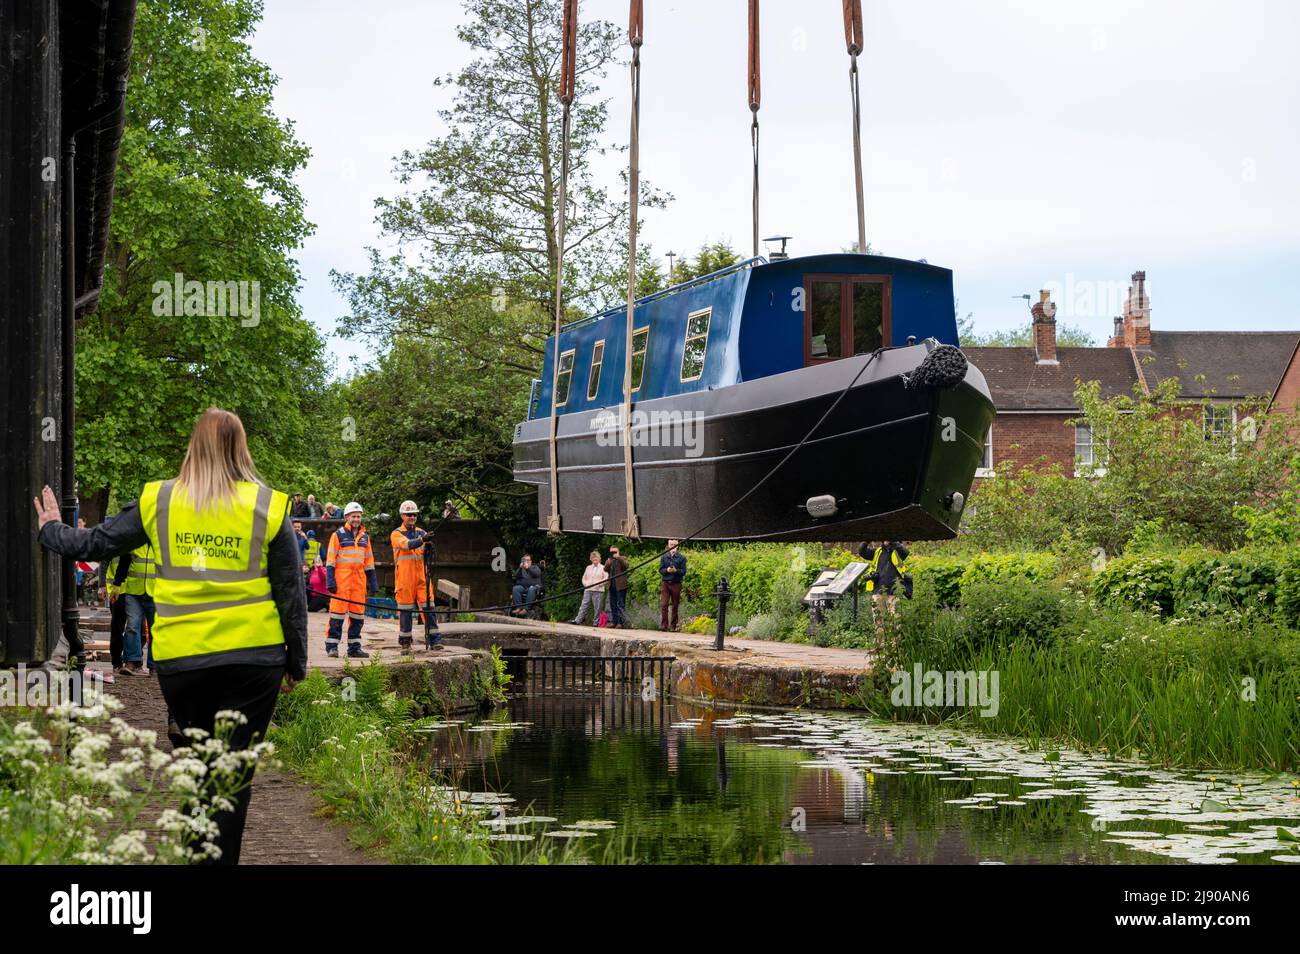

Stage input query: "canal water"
[{"left": 412, "top": 691, "right": 1300, "bottom": 864}]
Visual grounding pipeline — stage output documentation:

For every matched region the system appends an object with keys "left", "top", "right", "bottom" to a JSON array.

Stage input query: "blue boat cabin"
[{"left": 528, "top": 253, "right": 958, "bottom": 420}]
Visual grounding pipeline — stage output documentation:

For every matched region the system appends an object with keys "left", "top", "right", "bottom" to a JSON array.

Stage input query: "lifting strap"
[
  {"left": 843, "top": 0, "right": 867, "bottom": 253},
  {"left": 547, "top": 0, "right": 580, "bottom": 534},
  {"left": 621, "top": 0, "right": 643, "bottom": 539},
  {"left": 748, "top": 0, "right": 761, "bottom": 258}
]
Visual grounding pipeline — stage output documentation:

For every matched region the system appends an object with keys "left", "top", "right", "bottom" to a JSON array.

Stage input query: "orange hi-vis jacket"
[
  {"left": 326, "top": 523, "right": 375, "bottom": 622},
  {"left": 390, "top": 526, "right": 429, "bottom": 609}
]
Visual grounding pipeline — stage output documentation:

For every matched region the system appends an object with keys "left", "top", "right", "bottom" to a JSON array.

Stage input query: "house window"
[
  {"left": 680, "top": 308, "right": 711, "bottom": 381},
  {"left": 631, "top": 327, "right": 649, "bottom": 391},
  {"left": 555, "top": 349, "right": 575, "bottom": 407},
  {"left": 1074, "top": 424, "right": 1110, "bottom": 474},
  {"left": 587, "top": 340, "right": 605, "bottom": 401},
  {"left": 803, "top": 274, "right": 892, "bottom": 365},
  {"left": 1204, "top": 405, "right": 1235, "bottom": 441},
  {"left": 975, "top": 426, "right": 993, "bottom": 476}
]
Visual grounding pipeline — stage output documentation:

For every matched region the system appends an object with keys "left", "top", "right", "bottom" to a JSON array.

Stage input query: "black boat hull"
[{"left": 512, "top": 343, "right": 996, "bottom": 542}]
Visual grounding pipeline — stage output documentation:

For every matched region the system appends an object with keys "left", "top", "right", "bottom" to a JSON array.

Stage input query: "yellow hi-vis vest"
[
  {"left": 865, "top": 546, "right": 905, "bottom": 593},
  {"left": 120, "top": 543, "right": 156, "bottom": 596},
  {"left": 304, "top": 537, "right": 320, "bottom": 567},
  {"left": 138, "top": 478, "right": 290, "bottom": 668},
  {"left": 105, "top": 556, "right": 121, "bottom": 599}
]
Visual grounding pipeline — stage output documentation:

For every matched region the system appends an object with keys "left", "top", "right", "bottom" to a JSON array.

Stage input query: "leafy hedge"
[{"left": 1091, "top": 547, "right": 1295, "bottom": 620}]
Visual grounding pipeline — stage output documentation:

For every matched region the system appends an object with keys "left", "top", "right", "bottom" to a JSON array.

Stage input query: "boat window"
[
  {"left": 680, "top": 308, "right": 711, "bottom": 381},
  {"left": 808, "top": 281, "right": 843, "bottom": 360},
  {"left": 803, "top": 274, "right": 891, "bottom": 365},
  {"left": 852, "top": 282, "right": 884, "bottom": 354},
  {"left": 587, "top": 340, "right": 605, "bottom": 401},
  {"left": 631, "top": 327, "right": 649, "bottom": 391},
  {"left": 555, "top": 349, "right": 575, "bottom": 406}
]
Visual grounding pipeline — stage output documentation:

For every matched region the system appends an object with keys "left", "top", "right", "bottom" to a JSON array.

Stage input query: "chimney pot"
[{"left": 1032, "top": 289, "right": 1058, "bottom": 363}]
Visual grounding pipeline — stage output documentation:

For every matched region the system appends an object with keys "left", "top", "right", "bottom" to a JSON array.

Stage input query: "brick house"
[{"left": 964, "top": 271, "right": 1300, "bottom": 478}]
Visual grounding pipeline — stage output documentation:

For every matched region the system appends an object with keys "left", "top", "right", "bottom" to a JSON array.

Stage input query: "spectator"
[
  {"left": 323, "top": 502, "right": 340, "bottom": 519},
  {"left": 292, "top": 521, "right": 309, "bottom": 562},
  {"left": 442, "top": 498, "right": 460, "bottom": 520},
  {"left": 511, "top": 554, "right": 543, "bottom": 616},
  {"left": 306, "top": 563, "right": 330, "bottom": 612},
  {"left": 658, "top": 538, "right": 687, "bottom": 631},
  {"left": 290, "top": 493, "right": 310, "bottom": 519},
  {"left": 98, "top": 542, "right": 128, "bottom": 682},
  {"left": 572, "top": 550, "right": 608, "bottom": 625},
  {"left": 603, "top": 546, "right": 630, "bottom": 629},
  {"left": 305, "top": 494, "right": 324, "bottom": 519}
]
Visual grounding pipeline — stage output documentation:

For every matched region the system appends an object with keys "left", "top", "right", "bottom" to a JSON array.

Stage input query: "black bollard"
[{"left": 714, "top": 576, "right": 731, "bottom": 650}]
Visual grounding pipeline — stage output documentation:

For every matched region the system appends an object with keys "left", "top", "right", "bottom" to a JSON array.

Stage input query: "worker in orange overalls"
[
  {"left": 325, "top": 501, "right": 377, "bottom": 658},
  {"left": 391, "top": 499, "right": 441, "bottom": 652}
]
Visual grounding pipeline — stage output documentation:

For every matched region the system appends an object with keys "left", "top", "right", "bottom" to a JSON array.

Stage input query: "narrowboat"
[{"left": 512, "top": 252, "right": 996, "bottom": 542}]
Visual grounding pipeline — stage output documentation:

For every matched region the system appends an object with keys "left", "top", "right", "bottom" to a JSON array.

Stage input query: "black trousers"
[
  {"left": 158, "top": 663, "right": 284, "bottom": 866},
  {"left": 108, "top": 596, "right": 127, "bottom": 669}
]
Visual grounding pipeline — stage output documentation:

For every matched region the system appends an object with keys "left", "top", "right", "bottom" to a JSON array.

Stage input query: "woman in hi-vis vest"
[{"left": 34, "top": 408, "right": 308, "bottom": 865}]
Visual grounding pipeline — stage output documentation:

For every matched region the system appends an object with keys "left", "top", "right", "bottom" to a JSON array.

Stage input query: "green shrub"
[
  {"left": 959, "top": 579, "right": 1065, "bottom": 651},
  {"left": 959, "top": 552, "right": 1059, "bottom": 590},
  {"left": 683, "top": 615, "right": 715, "bottom": 635},
  {"left": 910, "top": 557, "right": 964, "bottom": 607},
  {"left": 1278, "top": 548, "right": 1300, "bottom": 627},
  {"left": 1172, "top": 549, "right": 1279, "bottom": 619},
  {"left": 1091, "top": 552, "right": 1187, "bottom": 616}
]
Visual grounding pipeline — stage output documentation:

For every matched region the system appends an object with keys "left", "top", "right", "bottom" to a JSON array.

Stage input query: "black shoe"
[
  {"left": 398, "top": 638, "right": 413, "bottom": 654},
  {"left": 326, "top": 646, "right": 339, "bottom": 658},
  {"left": 347, "top": 647, "right": 370, "bottom": 659}
]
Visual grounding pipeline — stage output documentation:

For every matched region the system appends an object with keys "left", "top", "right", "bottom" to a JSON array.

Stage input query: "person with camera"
[
  {"left": 391, "top": 499, "right": 440, "bottom": 651},
  {"left": 858, "top": 540, "right": 911, "bottom": 626}
]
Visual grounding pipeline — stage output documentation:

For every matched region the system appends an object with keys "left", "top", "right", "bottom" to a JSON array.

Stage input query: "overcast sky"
[{"left": 249, "top": 0, "right": 1300, "bottom": 376}]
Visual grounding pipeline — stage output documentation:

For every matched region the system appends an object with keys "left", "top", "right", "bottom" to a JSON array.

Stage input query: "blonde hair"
[{"left": 175, "top": 408, "right": 262, "bottom": 513}]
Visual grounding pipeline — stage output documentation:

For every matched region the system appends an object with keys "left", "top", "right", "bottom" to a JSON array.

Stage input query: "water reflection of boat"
[{"left": 513, "top": 253, "right": 995, "bottom": 541}]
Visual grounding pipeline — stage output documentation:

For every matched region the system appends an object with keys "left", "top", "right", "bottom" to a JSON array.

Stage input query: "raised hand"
[{"left": 32, "top": 485, "right": 61, "bottom": 530}]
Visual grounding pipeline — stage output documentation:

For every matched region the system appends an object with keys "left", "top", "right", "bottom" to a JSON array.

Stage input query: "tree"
[
  {"left": 76, "top": 0, "right": 325, "bottom": 517},
  {"left": 963, "top": 322, "right": 1096, "bottom": 348},
  {"left": 670, "top": 241, "right": 742, "bottom": 284},
  {"left": 334, "top": 0, "right": 665, "bottom": 376},
  {"left": 330, "top": 0, "right": 667, "bottom": 549}
]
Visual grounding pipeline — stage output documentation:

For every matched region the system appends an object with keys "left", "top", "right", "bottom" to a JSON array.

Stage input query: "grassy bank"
[{"left": 269, "top": 661, "right": 629, "bottom": 863}]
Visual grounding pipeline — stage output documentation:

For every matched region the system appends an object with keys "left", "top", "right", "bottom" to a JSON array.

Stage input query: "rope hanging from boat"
[
  {"left": 546, "top": 0, "right": 580, "bottom": 534},
  {"left": 620, "top": 0, "right": 644, "bottom": 539},
  {"left": 843, "top": 0, "right": 867, "bottom": 253},
  {"left": 748, "top": 0, "right": 761, "bottom": 258}
]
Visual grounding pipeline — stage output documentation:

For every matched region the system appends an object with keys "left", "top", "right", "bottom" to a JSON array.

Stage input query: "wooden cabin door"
[{"left": 803, "top": 274, "right": 892, "bottom": 365}]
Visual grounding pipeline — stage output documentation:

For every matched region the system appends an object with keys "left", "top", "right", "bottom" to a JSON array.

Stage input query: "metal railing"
[{"left": 509, "top": 655, "right": 675, "bottom": 694}]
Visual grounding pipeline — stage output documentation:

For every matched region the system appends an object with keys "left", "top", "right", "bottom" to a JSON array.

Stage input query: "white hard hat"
[
  {"left": 343, "top": 501, "right": 364, "bottom": 516},
  {"left": 399, "top": 499, "right": 419, "bottom": 515}
]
